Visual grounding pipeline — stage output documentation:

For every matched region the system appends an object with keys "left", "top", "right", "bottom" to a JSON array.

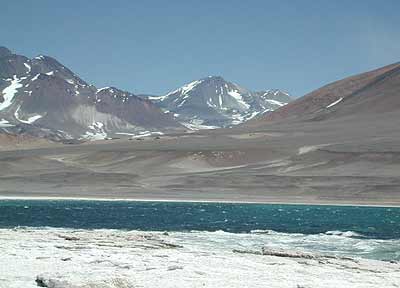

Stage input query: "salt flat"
[{"left": 0, "top": 228, "right": 399, "bottom": 288}]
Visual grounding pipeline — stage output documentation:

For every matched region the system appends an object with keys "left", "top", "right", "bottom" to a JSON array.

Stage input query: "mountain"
[
  {"left": 2, "top": 52, "right": 400, "bottom": 205},
  {"left": 0, "top": 47, "right": 184, "bottom": 141},
  {"left": 256, "top": 62, "right": 400, "bottom": 124},
  {"left": 147, "top": 76, "right": 291, "bottom": 129}
]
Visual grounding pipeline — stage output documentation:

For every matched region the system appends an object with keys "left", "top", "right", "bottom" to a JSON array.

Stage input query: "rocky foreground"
[{"left": 0, "top": 228, "right": 399, "bottom": 288}]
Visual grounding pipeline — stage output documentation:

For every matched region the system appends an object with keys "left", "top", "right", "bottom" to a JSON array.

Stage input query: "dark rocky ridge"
[{"left": 255, "top": 62, "right": 400, "bottom": 124}]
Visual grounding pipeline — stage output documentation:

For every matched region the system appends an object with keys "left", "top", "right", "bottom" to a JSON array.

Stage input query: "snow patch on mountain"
[
  {"left": 264, "top": 99, "right": 287, "bottom": 107},
  {"left": 14, "top": 106, "right": 43, "bottom": 124},
  {"left": 18, "top": 114, "right": 43, "bottom": 124},
  {"left": 23, "top": 63, "right": 31, "bottom": 73},
  {"left": 31, "top": 74, "right": 40, "bottom": 82},
  {"left": 0, "top": 76, "right": 23, "bottom": 111},
  {"left": 150, "top": 80, "right": 205, "bottom": 102},
  {"left": 182, "top": 121, "right": 219, "bottom": 130},
  {"left": 82, "top": 122, "right": 108, "bottom": 140},
  {"left": 227, "top": 90, "right": 250, "bottom": 109},
  {"left": 327, "top": 98, "right": 343, "bottom": 108},
  {"left": 130, "top": 131, "right": 164, "bottom": 138},
  {"left": 169, "top": 80, "right": 204, "bottom": 99},
  {"left": 0, "top": 119, "right": 14, "bottom": 127},
  {"left": 180, "top": 80, "right": 203, "bottom": 93},
  {"left": 97, "top": 87, "right": 110, "bottom": 93}
]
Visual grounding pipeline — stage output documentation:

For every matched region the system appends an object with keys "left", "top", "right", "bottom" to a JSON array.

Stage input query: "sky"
[{"left": 1, "top": 0, "right": 399, "bottom": 97}]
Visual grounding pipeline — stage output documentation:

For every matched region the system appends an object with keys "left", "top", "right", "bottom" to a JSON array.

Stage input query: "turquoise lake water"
[{"left": 0, "top": 200, "right": 399, "bottom": 239}]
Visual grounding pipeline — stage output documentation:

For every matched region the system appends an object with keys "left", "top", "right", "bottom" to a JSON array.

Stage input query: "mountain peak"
[
  {"left": 149, "top": 76, "right": 292, "bottom": 129},
  {"left": 204, "top": 75, "right": 225, "bottom": 81},
  {"left": 0, "top": 46, "right": 12, "bottom": 58},
  {"left": 32, "top": 54, "right": 59, "bottom": 64}
]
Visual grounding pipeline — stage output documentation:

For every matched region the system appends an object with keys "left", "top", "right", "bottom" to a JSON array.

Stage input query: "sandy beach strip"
[{"left": 0, "top": 194, "right": 399, "bottom": 207}]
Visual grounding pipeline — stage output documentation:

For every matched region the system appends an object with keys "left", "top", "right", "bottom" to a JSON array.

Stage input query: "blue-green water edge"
[{"left": 1, "top": 200, "right": 399, "bottom": 240}]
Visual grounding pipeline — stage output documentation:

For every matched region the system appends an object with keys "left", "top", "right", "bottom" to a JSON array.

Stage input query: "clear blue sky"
[{"left": 1, "top": 0, "right": 399, "bottom": 96}]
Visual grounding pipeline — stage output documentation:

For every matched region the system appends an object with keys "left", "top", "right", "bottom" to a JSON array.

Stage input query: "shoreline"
[{"left": 0, "top": 195, "right": 399, "bottom": 208}]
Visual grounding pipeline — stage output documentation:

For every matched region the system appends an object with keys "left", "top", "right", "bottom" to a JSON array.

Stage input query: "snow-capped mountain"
[
  {"left": 0, "top": 47, "right": 184, "bottom": 141},
  {"left": 148, "top": 76, "right": 291, "bottom": 129}
]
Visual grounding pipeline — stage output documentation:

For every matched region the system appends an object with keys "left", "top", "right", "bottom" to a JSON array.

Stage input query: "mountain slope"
[
  {"left": 148, "top": 76, "right": 291, "bottom": 129},
  {"left": 257, "top": 62, "right": 400, "bottom": 124},
  {"left": 0, "top": 47, "right": 183, "bottom": 140}
]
